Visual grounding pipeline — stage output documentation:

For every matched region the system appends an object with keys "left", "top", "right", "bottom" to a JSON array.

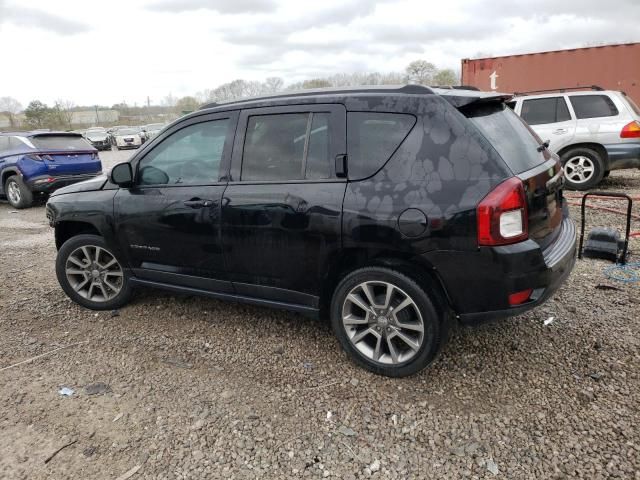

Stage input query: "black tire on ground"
[
  {"left": 56, "top": 234, "right": 132, "bottom": 311},
  {"left": 560, "top": 147, "right": 605, "bottom": 191},
  {"left": 4, "top": 175, "right": 33, "bottom": 209},
  {"left": 603, "top": 170, "right": 610, "bottom": 178},
  {"left": 330, "top": 267, "right": 448, "bottom": 377}
]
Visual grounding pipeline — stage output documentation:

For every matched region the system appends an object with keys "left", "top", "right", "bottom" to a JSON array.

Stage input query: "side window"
[
  {"left": 521, "top": 97, "right": 569, "bottom": 125},
  {"left": 241, "top": 112, "right": 332, "bottom": 181},
  {"left": 570, "top": 95, "right": 619, "bottom": 119},
  {"left": 138, "top": 119, "right": 230, "bottom": 186},
  {"left": 556, "top": 97, "right": 571, "bottom": 122},
  {"left": 347, "top": 112, "right": 416, "bottom": 179}
]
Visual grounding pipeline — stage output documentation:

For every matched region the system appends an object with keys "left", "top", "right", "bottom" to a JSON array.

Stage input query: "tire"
[
  {"left": 330, "top": 267, "right": 448, "bottom": 377},
  {"left": 561, "top": 147, "right": 605, "bottom": 190},
  {"left": 56, "top": 234, "right": 132, "bottom": 310},
  {"left": 4, "top": 175, "right": 33, "bottom": 209}
]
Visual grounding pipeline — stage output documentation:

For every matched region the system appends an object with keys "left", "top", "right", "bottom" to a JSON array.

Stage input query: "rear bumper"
[
  {"left": 426, "top": 216, "right": 576, "bottom": 324},
  {"left": 27, "top": 173, "right": 102, "bottom": 193},
  {"left": 604, "top": 142, "right": 640, "bottom": 170}
]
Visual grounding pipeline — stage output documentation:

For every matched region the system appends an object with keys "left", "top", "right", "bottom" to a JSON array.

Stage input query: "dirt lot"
[{"left": 1, "top": 150, "right": 639, "bottom": 479}]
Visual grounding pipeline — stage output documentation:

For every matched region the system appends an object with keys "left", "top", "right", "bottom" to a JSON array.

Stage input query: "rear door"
[
  {"left": 221, "top": 104, "right": 346, "bottom": 308},
  {"left": 568, "top": 94, "right": 622, "bottom": 145},
  {"left": 518, "top": 96, "right": 576, "bottom": 152}
]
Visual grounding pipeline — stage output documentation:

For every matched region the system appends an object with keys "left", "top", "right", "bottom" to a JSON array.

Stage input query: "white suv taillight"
[
  {"left": 477, "top": 177, "right": 528, "bottom": 246},
  {"left": 621, "top": 120, "right": 640, "bottom": 138}
]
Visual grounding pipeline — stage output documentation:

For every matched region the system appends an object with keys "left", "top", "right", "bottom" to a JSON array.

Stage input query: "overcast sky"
[{"left": 1, "top": 0, "right": 638, "bottom": 107}]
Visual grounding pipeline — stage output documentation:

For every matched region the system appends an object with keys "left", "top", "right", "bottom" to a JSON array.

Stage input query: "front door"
[
  {"left": 114, "top": 112, "right": 238, "bottom": 292},
  {"left": 221, "top": 104, "right": 346, "bottom": 308},
  {"left": 518, "top": 96, "right": 576, "bottom": 151}
]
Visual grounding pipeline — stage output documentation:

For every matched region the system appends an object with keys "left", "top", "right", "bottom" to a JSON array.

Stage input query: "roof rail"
[
  {"left": 199, "top": 84, "right": 433, "bottom": 110},
  {"left": 513, "top": 85, "right": 604, "bottom": 96},
  {"left": 432, "top": 85, "right": 480, "bottom": 91}
]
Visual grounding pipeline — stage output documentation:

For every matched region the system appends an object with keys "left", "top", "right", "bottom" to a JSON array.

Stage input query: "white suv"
[{"left": 509, "top": 87, "right": 640, "bottom": 190}]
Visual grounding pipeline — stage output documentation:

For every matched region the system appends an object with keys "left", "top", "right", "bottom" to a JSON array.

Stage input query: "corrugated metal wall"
[{"left": 461, "top": 43, "right": 640, "bottom": 103}]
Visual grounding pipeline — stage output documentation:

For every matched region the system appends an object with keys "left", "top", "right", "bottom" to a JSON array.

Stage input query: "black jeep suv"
[{"left": 46, "top": 85, "right": 576, "bottom": 377}]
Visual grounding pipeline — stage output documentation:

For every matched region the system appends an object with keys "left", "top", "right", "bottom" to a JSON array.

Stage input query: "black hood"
[{"left": 51, "top": 174, "right": 109, "bottom": 196}]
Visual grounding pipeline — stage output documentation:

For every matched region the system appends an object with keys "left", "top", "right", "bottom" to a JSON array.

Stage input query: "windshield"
[
  {"left": 117, "top": 129, "right": 138, "bottom": 135},
  {"left": 30, "top": 135, "right": 94, "bottom": 151},
  {"left": 464, "top": 102, "right": 545, "bottom": 174},
  {"left": 86, "top": 130, "right": 107, "bottom": 137}
]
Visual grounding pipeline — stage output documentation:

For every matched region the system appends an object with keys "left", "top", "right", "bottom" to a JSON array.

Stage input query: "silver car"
[{"left": 509, "top": 87, "right": 640, "bottom": 189}]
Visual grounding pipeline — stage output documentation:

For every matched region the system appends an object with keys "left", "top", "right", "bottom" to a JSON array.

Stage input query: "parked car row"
[{"left": 106, "top": 124, "right": 167, "bottom": 148}]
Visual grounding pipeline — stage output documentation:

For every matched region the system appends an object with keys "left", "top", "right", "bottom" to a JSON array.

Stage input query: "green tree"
[
  {"left": 175, "top": 96, "right": 199, "bottom": 113},
  {"left": 302, "top": 79, "right": 332, "bottom": 89},
  {"left": 433, "top": 69, "right": 459, "bottom": 86},
  {"left": 24, "top": 100, "right": 51, "bottom": 129}
]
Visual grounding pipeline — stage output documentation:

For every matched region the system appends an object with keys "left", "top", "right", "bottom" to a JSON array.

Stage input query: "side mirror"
[{"left": 111, "top": 162, "right": 133, "bottom": 187}]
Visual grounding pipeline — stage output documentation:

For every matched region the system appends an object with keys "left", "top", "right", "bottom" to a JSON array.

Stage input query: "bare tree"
[
  {"left": 0, "top": 96, "right": 23, "bottom": 127},
  {"left": 405, "top": 60, "right": 437, "bottom": 85},
  {"left": 53, "top": 99, "right": 76, "bottom": 130},
  {"left": 163, "top": 93, "right": 177, "bottom": 107},
  {"left": 264, "top": 77, "right": 284, "bottom": 94}
]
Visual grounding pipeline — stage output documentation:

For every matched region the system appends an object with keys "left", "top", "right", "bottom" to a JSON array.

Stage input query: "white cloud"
[{"left": 0, "top": 0, "right": 637, "bottom": 107}]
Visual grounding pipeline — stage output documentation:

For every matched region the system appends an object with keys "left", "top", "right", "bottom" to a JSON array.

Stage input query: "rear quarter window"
[
  {"left": 465, "top": 102, "right": 545, "bottom": 174},
  {"left": 347, "top": 112, "right": 416, "bottom": 179},
  {"left": 621, "top": 93, "right": 640, "bottom": 116},
  {"left": 569, "top": 95, "right": 618, "bottom": 119},
  {"left": 30, "top": 135, "right": 94, "bottom": 151}
]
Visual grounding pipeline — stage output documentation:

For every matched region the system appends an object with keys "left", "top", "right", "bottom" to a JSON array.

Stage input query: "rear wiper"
[{"left": 537, "top": 140, "right": 550, "bottom": 152}]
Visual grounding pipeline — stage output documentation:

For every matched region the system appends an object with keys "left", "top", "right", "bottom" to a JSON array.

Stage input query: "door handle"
[
  {"left": 553, "top": 128, "right": 568, "bottom": 135},
  {"left": 184, "top": 199, "right": 214, "bottom": 208}
]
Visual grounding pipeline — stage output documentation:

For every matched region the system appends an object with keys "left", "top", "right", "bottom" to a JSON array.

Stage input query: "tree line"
[{"left": 1, "top": 60, "right": 459, "bottom": 130}]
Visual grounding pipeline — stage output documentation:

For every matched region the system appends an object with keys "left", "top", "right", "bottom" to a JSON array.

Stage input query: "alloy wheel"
[
  {"left": 7, "top": 181, "right": 21, "bottom": 205},
  {"left": 564, "top": 156, "right": 595, "bottom": 184},
  {"left": 65, "top": 245, "right": 124, "bottom": 302},
  {"left": 342, "top": 281, "right": 425, "bottom": 365}
]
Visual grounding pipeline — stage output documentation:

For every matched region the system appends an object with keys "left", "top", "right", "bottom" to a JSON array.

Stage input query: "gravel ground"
[{"left": 0, "top": 151, "right": 639, "bottom": 479}]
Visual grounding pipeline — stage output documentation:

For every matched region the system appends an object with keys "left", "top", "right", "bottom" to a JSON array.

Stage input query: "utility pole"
[{"left": 95, "top": 105, "right": 99, "bottom": 125}]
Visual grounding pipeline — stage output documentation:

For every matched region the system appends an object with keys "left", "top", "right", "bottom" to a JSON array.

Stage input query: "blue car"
[{"left": 0, "top": 132, "right": 102, "bottom": 208}]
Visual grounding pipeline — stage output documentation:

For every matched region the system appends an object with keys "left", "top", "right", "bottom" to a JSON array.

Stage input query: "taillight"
[
  {"left": 621, "top": 121, "right": 640, "bottom": 138},
  {"left": 508, "top": 288, "right": 533, "bottom": 306},
  {"left": 477, "top": 177, "right": 528, "bottom": 246}
]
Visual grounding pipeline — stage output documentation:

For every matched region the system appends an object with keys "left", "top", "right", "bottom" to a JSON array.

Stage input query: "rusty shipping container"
[{"left": 461, "top": 42, "right": 640, "bottom": 103}]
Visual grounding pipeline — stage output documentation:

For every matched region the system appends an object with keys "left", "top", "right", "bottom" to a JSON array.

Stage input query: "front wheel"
[
  {"left": 330, "top": 267, "right": 448, "bottom": 377},
  {"left": 56, "top": 234, "right": 132, "bottom": 310},
  {"left": 561, "top": 147, "right": 605, "bottom": 190}
]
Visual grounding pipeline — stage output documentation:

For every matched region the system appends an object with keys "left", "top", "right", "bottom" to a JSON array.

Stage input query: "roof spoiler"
[
  {"left": 436, "top": 91, "right": 513, "bottom": 108},
  {"left": 28, "top": 131, "right": 83, "bottom": 138}
]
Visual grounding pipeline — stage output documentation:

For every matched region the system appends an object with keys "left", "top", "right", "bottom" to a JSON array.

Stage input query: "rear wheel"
[
  {"left": 561, "top": 147, "right": 605, "bottom": 190},
  {"left": 330, "top": 267, "right": 447, "bottom": 377},
  {"left": 5, "top": 175, "right": 33, "bottom": 209},
  {"left": 56, "top": 234, "right": 132, "bottom": 310}
]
